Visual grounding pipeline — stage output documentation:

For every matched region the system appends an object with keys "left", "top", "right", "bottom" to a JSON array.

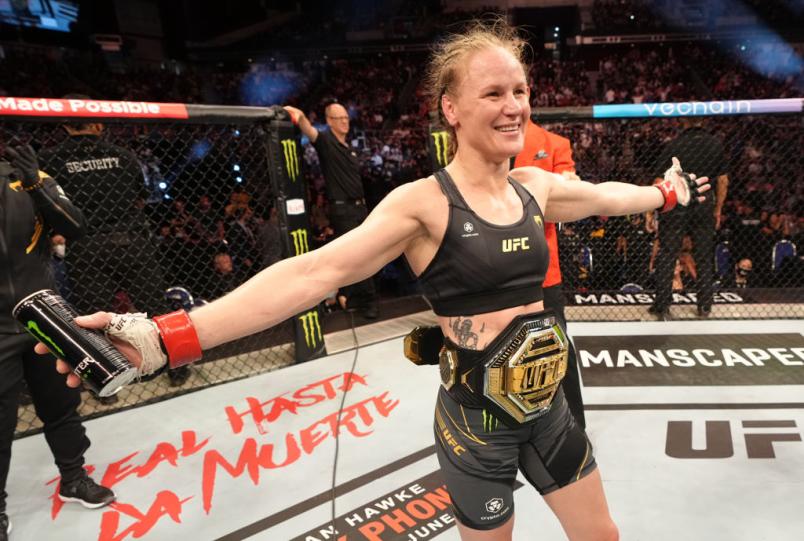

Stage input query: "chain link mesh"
[
  {"left": 539, "top": 114, "right": 804, "bottom": 320},
  {"left": 8, "top": 111, "right": 804, "bottom": 435},
  {"left": 4, "top": 119, "right": 296, "bottom": 436}
]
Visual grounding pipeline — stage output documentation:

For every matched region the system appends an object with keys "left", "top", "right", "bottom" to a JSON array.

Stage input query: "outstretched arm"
[
  {"left": 515, "top": 158, "right": 709, "bottom": 223},
  {"left": 190, "top": 184, "right": 422, "bottom": 348},
  {"left": 38, "top": 182, "right": 426, "bottom": 383},
  {"left": 283, "top": 106, "right": 319, "bottom": 142}
]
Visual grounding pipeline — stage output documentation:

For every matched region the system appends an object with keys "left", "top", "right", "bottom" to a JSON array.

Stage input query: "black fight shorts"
[{"left": 433, "top": 386, "right": 596, "bottom": 530}]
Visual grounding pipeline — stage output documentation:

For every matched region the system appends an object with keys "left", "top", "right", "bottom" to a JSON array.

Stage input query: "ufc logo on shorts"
[
  {"left": 281, "top": 139, "right": 300, "bottom": 181},
  {"left": 298, "top": 310, "right": 322, "bottom": 349},
  {"left": 290, "top": 228, "right": 309, "bottom": 256},
  {"left": 502, "top": 237, "right": 530, "bottom": 253}
]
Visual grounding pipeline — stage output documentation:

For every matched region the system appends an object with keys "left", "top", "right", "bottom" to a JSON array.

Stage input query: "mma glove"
[
  {"left": 104, "top": 311, "right": 202, "bottom": 377},
  {"left": 5, "top": 144, "right": 44, "bottom": 190},
  {"left": 655, "top": 157, "right": 706, "bottom": 213}
]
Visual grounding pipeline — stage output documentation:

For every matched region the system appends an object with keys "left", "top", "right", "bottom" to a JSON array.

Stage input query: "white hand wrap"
[
  {"left": 104, "top": 313, "right": 168, "bottom": 376},
  {"left": 662, "top": 160, "right": 691, "bottom": 206}
]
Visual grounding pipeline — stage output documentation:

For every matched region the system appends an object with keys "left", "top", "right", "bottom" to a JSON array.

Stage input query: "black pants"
[
  {"left": 0, "top": 333, "right": 89, "bottom": 513},
  {"left": 654, "top": 207, "right": 715, "bottom": 311},
  {"left": 66, "top": 232, "right": 170, "bottom": 316},
  {"left": 329, "top": 202, "right": 377, "bottom": 306},
  {"left": 543, "top": 284, "right": 586, "bottom": 429}
]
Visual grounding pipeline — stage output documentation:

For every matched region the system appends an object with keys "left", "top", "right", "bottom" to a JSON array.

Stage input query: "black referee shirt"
[
  {"left": 653, "top": 127, "right": 728, "bottom": 208},
  {"left": 313, "top": 129, "right": 364, "bottom": 201}
]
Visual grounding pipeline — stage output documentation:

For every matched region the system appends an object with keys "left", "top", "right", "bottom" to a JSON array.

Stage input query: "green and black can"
[{"left": 13, "top": 289, "right": 137, "bottom": 396}]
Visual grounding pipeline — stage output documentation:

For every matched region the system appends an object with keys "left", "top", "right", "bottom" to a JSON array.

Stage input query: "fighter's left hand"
[{"left": 664, "top": 157, "right": 710, "bottom": 206}]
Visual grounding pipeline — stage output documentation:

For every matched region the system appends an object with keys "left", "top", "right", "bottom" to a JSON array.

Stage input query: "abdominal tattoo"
[{"left": 449, "top": 316, "right": 486, "bottom": 349}]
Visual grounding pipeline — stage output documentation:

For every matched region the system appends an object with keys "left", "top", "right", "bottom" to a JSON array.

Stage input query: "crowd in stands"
[
  {"left": 590, "top": 0, "right": 803, "bottom": 35},
  {"left": 1, "top": 19, "right": 802, "bottom": 301}
]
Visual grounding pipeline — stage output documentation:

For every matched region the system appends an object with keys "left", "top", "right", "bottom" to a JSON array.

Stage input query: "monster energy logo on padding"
[
  {"left": 281, "top": 139, "right": 300, "bottom": 181},
  {"left": 26, "top": 320, "right": 64, "bottom": 356},
  {"left": 482, "top": 409, "right": 499, "bottom": 432},
  {"left": 299, "top": 310, "right": 322, "bottom": 349},
  {"left": 290, "top": 228, "right": 309, "bottom": 255},
  {"left": 431, "top": 130, "right": 450, "bottom": 167}
]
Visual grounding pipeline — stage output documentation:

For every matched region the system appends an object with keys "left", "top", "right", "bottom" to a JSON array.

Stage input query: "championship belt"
[
  {"left": 440, "top": 311, "right": 569, "bottom": 425},
  {"left": 403, "top": 325, "right": 444, "bottom": 366}
]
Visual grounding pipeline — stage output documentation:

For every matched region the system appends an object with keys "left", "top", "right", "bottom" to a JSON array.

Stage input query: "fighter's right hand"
[{"left": 34, "top": 312, "right": 170, "bottom": 386}]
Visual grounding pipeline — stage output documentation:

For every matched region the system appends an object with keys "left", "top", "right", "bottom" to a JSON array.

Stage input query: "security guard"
[
  {"left": 38, "top": 97, "right": 189, "bottom": 386},
  {"left": 0, "top": 145, "right": 114, "bottom": 540}
]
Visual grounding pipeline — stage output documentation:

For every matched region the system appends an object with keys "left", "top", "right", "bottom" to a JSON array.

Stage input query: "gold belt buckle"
[
  {"left": 505, "top": 352, "right": 567, "bottom": 411},
  {"left": 484, "top": 317, "right": 569, "bottom": 424}
]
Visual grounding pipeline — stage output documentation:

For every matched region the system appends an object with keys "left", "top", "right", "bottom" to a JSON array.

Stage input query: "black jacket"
[
  {"left": 38, "top": 135, "right": 146, "bottom": 233},
  {"left": 0, "top": 161, "right": 86, "bottom": 334}
]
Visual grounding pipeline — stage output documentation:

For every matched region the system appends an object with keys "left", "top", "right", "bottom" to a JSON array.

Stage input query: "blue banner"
[{"left": 593, "top": 98, "right": 802, "bottom": 119}]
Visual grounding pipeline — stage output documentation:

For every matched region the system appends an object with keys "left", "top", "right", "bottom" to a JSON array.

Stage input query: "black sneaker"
[
  {"left": 0, "top": 513, "right": 10, "bottom": 541},
  {"left": 58, "top": 476, "right": 116, "bottom": 509}
]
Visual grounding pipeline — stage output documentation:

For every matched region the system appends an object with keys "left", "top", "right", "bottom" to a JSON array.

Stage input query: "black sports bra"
[{"left": 416, "top": 169, "right": 549, "bottom": 316}]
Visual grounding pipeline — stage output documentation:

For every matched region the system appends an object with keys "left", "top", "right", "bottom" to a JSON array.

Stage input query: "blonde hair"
[{"left": 425, "top": 18, "right": 529, "bottom": 158}]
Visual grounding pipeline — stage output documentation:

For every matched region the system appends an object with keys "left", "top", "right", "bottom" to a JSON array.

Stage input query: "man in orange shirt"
[{"left": 514, "top": 119, "right": 586, "bottom": 428}]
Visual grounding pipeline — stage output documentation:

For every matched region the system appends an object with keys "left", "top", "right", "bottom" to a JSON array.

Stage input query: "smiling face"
[{"left": 441, "top": 46, "right": 530, "bottom": 163}]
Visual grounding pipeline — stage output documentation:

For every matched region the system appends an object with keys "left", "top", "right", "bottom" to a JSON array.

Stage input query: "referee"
[
  {"left": 284, "top": 102, "right": 379, "bottom": 319},
  {"left": 650, "top": 118, "right": 730, "bottom": 319}
]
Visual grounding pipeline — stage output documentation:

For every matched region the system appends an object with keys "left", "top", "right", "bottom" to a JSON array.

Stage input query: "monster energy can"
[{"left": 13, "top": 289, "right": 138, "bottom": 397}]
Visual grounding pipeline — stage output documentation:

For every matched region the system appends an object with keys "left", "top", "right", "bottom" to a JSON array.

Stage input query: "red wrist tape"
[
  {"left": 655, "top": 179, "right": 678, "bottom": 213},
  {"left": 153, "top": 310, "right": 202, "bottom": 369}
]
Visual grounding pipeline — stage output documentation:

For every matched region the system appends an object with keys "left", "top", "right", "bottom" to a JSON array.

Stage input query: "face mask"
[
  {"left": 737, "top": 268, "right": 751, "bottom": 277},
  {"left": 53, "top": 244, "right": 66, "bottom": 259}
]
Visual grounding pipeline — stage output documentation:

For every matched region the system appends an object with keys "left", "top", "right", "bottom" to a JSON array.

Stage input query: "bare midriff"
[{"left": 436, "top": 299, "right": 545, "bottom": 351}]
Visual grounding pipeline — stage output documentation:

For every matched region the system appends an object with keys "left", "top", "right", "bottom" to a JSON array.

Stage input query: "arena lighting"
[
  {"left": 158, "top": 182, "right": 167, "bottom": 190},
  {"left": 233, "top": 129, "right": 240, "bottom": 136},
  {"left": 233, "top": 164, "right": 240, "bottom": 171},
  {"left": 163, "top": 194, "right": 171, "bottom": 200},
  {"left": 236, "top": 176, "right": 243, "bottom": 183},
  {"left": 630, "top": 14, "right": 635, "bottom": 20},
  {"left": 554, "top": 26, "right": 559, "bottom": 32}
]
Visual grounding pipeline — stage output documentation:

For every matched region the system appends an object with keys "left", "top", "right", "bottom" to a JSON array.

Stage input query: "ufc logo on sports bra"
[{"left": 502, "top": 237, "right": 530, "bottom": 253}]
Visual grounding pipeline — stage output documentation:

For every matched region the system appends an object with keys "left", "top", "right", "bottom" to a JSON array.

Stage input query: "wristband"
[
  {"left": 153, "top": 310, "right": 202, "bottom": 368},
  {"left": 655, "top": 179, "right": 678, "bottom": 213}
]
